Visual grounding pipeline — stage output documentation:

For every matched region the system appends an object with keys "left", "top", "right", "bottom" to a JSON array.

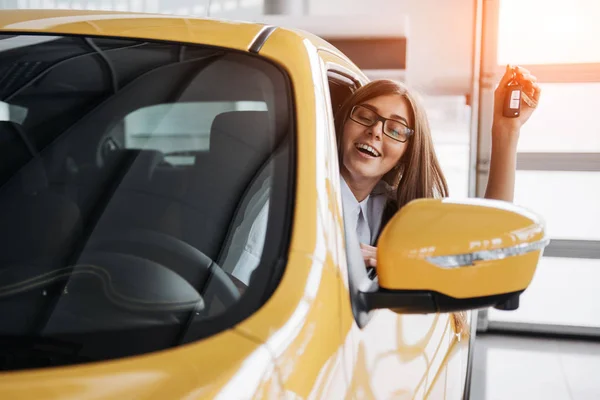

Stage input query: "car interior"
[{"left": 0, "top": 35, "right": 293, "bottom": 369}]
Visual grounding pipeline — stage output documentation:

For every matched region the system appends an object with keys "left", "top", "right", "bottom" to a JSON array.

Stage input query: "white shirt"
[{"left": 340, "top": 177, "right": 389, "bottom": 246}]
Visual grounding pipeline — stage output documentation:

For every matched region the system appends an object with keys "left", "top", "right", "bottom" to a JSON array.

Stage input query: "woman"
[{"left": 335, "top": 65, "right": 541, "bottom": 267}]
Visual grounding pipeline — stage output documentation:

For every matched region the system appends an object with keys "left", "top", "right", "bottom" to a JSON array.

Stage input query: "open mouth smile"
[{"left": 355, "top": 142, "right": 381, "bottom": 158}]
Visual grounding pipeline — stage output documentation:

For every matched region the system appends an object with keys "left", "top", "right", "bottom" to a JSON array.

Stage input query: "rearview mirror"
[{"left": 360, "top": 198, "right": 549, "bottom": 314}]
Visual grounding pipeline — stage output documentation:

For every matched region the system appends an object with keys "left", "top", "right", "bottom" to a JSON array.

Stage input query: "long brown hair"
[{"left": 335, "top": 79, "right": 449, "bottom": 211}]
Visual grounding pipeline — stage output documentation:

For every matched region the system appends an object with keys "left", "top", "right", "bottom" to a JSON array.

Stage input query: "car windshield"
[{"left": 0, "top": 34, "right": 293, "bottom": 370}]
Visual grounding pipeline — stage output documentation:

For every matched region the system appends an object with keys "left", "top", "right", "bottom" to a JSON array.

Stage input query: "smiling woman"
[
  {"left": 342, "top": 96, "right": 413, "bottom": 188},
  {"left": 334, "top": 64, "right": 540, "bottom": 271},
  {"left": 334, "top": 79, "right": 449, "bottom": 255}
]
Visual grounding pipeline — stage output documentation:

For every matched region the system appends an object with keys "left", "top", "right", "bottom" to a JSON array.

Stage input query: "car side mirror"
[{"left": 360, "top": 198, "right": 549, "bottom": 314}]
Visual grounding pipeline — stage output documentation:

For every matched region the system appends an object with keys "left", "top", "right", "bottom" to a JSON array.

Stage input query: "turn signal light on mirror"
[{"left": 426, "top": 239, "right": 550, "bottom": 269}]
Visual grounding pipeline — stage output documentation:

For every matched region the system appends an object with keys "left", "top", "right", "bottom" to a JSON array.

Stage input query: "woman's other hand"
[
  {"left": 493, "top": 64, "right": 541, "bottom": 138},
  {"left": 360, "top": 243, "right": 377, "bottom": 267}
]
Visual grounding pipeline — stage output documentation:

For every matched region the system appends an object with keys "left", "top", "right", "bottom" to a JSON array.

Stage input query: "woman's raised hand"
[{"left": 493, "top": 64, "right": 541, "bottom": 138}]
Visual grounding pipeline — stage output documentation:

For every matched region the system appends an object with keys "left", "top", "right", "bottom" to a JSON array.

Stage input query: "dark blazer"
[{"left": 374, "top": 198, "right": 398, "bottom": 245}]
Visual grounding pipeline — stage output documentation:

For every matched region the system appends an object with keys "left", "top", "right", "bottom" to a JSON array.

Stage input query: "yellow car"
[{"left": 0, "top": 10, "right": 548, "bottom": 399}]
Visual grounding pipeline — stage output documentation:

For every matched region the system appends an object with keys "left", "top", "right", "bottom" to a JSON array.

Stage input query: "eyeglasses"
[{"left": 349, "top": 105, "right": 414, "bottom": 143}]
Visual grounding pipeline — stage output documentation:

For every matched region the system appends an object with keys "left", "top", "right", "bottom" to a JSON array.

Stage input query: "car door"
[{"left": 317, "top": 49, "right": 468, "bottom": 399}]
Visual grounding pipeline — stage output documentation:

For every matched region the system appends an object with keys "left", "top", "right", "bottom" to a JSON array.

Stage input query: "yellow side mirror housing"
[{"left": 361, "top": 198, "right": 549, "bottom": 314}]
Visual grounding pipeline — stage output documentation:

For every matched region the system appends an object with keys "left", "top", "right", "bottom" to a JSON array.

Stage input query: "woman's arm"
[
  {"left": 484, "top": 65, "right": 541, "bottom": 202},
  {"left": 484, "top": 125, "right": 519, "bottom": 201}
]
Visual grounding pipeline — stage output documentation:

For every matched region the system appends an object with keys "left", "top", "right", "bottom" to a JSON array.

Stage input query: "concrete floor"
[{"left": 470, "top": 334, "right": 600, "bottom": 400}]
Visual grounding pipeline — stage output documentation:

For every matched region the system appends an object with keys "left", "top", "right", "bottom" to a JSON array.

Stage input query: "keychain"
[{"left": 502, "top": 67, "right": 522, "bottom": 118}]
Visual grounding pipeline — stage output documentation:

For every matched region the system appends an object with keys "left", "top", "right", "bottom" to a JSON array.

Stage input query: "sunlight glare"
[{"left": 498, "top": 0, "right": 600, "bottom": 65}]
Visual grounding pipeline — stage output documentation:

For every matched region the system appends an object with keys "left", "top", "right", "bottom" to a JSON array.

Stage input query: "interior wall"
[
  {"left": 308, "top": 0, "right": 476, "bottom": 96},
  {"left": 0, "top": 0, "right": 264, "bottom": 19}
]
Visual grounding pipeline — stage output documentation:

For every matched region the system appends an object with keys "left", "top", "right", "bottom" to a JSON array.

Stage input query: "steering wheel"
[{"left": 86, "top": 229, "right": 241, "bottom": 309}]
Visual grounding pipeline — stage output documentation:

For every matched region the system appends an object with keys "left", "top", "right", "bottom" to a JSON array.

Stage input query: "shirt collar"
[{"left": 340, "top": 177, "right": 370, "bottom": 217}]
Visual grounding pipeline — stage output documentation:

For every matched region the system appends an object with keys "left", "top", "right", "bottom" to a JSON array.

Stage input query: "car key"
[{"left": 503, "top": 68, "right": 522, "bottom": 118}]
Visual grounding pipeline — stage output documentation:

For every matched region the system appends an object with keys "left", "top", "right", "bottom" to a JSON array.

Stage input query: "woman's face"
[{"left": 340, "top": 94, "right": 412, "bottom": 185}]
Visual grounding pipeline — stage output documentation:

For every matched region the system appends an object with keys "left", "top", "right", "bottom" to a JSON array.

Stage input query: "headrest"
[
  {"left": 0, "top": 121, "right": 47, "bottom": 193},
  {"left": 209, "top": 111, "right": 273, "bottom": 157}
]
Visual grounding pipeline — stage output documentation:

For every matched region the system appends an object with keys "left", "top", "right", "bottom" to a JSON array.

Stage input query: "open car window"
[{"left": 0, "top": 34, "right": 293, "bottom": 370}]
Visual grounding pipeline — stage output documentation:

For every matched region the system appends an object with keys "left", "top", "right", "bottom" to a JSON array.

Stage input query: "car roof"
[{"left": 0, "top": 9, "right": 348, "bottom": 58}]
